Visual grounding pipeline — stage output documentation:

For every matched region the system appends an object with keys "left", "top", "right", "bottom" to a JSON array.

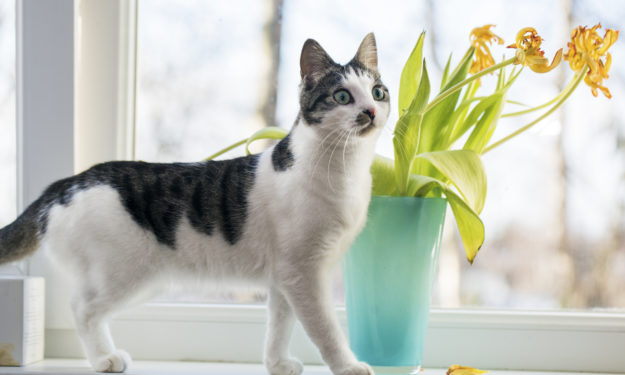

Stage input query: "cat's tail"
[{"left": 0, "top": 202, "right": 42, "bottom": 264}]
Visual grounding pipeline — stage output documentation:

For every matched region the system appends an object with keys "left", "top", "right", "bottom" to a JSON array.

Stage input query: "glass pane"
[
  {"left": 136, "top": 0, "right": 625, "bottom": 309},
  {"left": 136, "top": 0, "right": 270, "bottom": 303},
  {"left": 423, "top": 0, "right": 625, "bottom": 310},
  {"left": 136, "top": 0, "right": 267, "bottom": 163}
]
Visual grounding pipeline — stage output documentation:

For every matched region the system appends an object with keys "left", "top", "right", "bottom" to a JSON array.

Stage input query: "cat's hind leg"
[
  {"left": 71, "top": 285, "right": 133, "bottom": 373},
  {"left": 264, "top": 287, "right": 303, "bottom": 375}
]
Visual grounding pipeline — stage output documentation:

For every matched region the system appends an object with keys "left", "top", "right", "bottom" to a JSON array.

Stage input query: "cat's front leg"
[
  {"left": 264, "top": 287, "right": 304, "bottom": 375},
  {"left": 278, "top": 272, "right": 373, "bottom": 375}
]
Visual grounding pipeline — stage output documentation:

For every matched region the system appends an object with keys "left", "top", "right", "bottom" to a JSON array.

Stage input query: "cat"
[{"left": 0, "top": 33, "right": 390, "bottom": 375}]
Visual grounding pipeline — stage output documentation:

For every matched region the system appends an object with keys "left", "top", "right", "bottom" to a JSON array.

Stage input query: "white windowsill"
[{"left": 0, "top": 360, "right": 610, "bottom": 375}]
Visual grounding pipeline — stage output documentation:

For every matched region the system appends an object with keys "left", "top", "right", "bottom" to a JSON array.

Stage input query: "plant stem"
[
  {"left": 501, "top": 70, "right": 582, "bottom": 118},
  {"left": 205, "top": 138, "right": 248, "bottom": 160},
  {"left": 424, "top": 57, "right": 516, "bottom": 113},
  {"left": 482, "top": 65, "right": 588, "bottom": 154}
]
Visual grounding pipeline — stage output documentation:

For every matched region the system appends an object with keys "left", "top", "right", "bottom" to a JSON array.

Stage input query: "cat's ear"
[
  {"left": 300, "top": 39, "right": 336, "bottom": 83},
  {"left": 354, "top": 33, "right": 378, "bottom": 71}
]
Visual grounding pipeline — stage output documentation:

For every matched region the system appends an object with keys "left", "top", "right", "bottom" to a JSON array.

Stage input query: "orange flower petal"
[
  {"left": 564, "top": 23, "right": 619, "bottom": 98},
  {"left": 447, "top": 365, "right": 488, "bottom": 375},
  {"left": 528, "top": 48, "right": 562, "bottom": 73}
]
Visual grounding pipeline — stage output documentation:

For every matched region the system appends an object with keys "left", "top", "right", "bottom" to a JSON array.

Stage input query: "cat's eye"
[
  {"left": 333, "top": 90, "right": 352, "bottom": 105},
  {"left": 372, "top": 86, "right": 385, "bottom": 101}
]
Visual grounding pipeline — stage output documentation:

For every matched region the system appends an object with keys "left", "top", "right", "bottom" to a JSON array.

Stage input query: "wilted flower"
[
  {"left": 507, "top": 27, "right": 562, "bottom": 73},
  {"left": 469, "top": 24, "right": 504, "bottom": 74},
  {"left": 447, "top": 365, "right": 488, "bottom": 375},
  {"left": 564, "top": 23, "right": 619, "bottom": 98}
]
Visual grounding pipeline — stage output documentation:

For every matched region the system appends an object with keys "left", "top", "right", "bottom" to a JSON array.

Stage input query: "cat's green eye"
[
  {"left": 372, "top": 86, "right": 385, "bottom": 101},
  {"left": 333, "top": 90, "right": 351, "bottom": 105}
]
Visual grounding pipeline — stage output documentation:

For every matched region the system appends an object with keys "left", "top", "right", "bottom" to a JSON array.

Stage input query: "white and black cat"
[{"left": 0, "top": 33, "right": 390, "bottom": 375}]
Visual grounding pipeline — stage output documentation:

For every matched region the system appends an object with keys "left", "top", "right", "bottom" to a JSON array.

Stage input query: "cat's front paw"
[
  {"left": 265, "top": 357, "right": 304, "bottom": 375},
  {"left": 93, "top": 350, "right": 132, "bottom": 373},
  {"left": 335, "top": 361, "right": 374, "bottom": 375}
]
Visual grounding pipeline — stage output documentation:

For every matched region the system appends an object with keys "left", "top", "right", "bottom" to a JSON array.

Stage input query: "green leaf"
[
  {"left": 496, "top": 61, "right": 506, "bottom": 90},
  {"left": 446, "top": 189, "right": 485, "bottom": 264},
  {"left": 398, "top": 32, "right": 426, "bottom": 116},
  {"left": 452, "top": 92, "right": 502, "bottom": 144},
  {"left": 370, "top": 155, "right": 397, "bottom": 196},
  {"left": 405, "top": 174, "right": 485, "bottom": 263},
  {"left": 440, "top": 53, "right": 453, "bottom": 90},
  {"left": 406, "top": 174, "right": 442, "bottom": 198},
  {"left": 416, "top": 47, "right": 475, "bottom": 157},
  {"left": 443, "top": 47, "right": 476, "bottom": 92},
  {"left": 393, "top": 60, "right": 430, "bottom": 194},
  {"left": 443, "top": 80, "right": 481, "bottom": 149},
  {"left": 415, "top": 150, "right": 487, "bottom": 214},
  {"left": 506, "top": 99, "right": 531, "bottom": 107},
  {"left": 244, "top": 126, "right": 289, "bottom": 154},
  {"left": 463, "top": 93, "right": 505, "bottom": 153}
]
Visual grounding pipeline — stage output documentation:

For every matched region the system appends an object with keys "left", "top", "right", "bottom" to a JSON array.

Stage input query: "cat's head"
[{"left": 298, "top": 33, "right": 390, "bottom": 140}]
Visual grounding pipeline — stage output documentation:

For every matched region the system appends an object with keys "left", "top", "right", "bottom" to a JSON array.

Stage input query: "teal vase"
[{"left": 342, "top": 196, "right": 446, "bottom": 374}]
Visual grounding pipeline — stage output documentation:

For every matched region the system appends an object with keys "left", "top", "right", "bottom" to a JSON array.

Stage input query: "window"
[
  {"left": 0, "top": 0, "right": 17, "bottom": 274},
  {"left": 15, "top": 0, "right": 625, "bottom": 372},
  {"left": 136, "top": 0, "right": 625, "bottom": 310}
]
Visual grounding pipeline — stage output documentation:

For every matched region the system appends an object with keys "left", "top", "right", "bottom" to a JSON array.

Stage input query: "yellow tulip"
[
  {"left": 563, "top": 24, "right": 619, "bottom": 98},
  {"left": 469, "top": 24, "right": 504, "bottom": 74},
  {"left": 507, "top": 27, "right": 562, "bottom": 73}
]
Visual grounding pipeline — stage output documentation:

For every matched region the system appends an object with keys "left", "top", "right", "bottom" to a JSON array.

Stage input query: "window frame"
[{"left": 16, "top": 0, "right": 625, "bottom": 372}]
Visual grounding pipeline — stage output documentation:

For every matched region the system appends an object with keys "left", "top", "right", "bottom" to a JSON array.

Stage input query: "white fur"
[{"left": 41, "top": 67, "right": 389, "bottom": 375}]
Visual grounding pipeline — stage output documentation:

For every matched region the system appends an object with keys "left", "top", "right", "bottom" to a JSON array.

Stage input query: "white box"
[{"left": 0, "top": 277, "right": 45, "bottom": 366}]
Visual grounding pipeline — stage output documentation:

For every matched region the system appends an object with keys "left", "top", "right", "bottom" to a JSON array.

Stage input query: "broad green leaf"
[
  {"left": 406, "top": 174, "right": 443, "bottom": 198},
  {"left": 393, "top": 60, "right": 430, "bottom": 194},
  {"left": 244, "top": 126, "right": 289, "bottom": 154},
  {"left": 416, "top": 47, "right": 475, "bottom": 157},
  {"left": 415, "top": 150, "right": 487, "bottom": 214},
  {"left": 404, "top": 174, "right": 485, "bottom": 263},
  {"left": 447, "top": 190, "right": 484, "bottom": 264},
  {"left": 370, "top": 155, "right": 397, "bottom": 196},
  {"left": 398, "top": 32, "right": 426, "bottom": 116}
]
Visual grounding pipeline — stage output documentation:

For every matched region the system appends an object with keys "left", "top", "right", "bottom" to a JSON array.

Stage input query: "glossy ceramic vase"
[{"left": 343, "top": 196, "right": 447, "bottom": 374}]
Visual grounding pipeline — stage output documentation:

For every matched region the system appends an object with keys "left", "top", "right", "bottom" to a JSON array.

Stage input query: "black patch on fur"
[
  {"left": 11, "top": 155, "right": 261, "bottom": 250},
  {"left": 300, "top": 68, "right": 343, "bottom": 124},
  {"left": 272, "top": 134, "right": 294, "bottom": 171},
  {"left": 0, "top": 207, "right": 41, "bottom": 264},
  {"left": 218, "top": 155, "right": 260, "bottom": 244}
]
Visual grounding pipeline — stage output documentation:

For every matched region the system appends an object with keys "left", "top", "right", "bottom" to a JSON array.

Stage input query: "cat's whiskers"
[
  {"left": 325, "top": 128, "right": 350, "bottom": 193},
  {"left": 342, "top": 127, "right": 357, "bottom": 174},
  {"left": 308, "top": 126, "right": 348, "bottom": 184}
]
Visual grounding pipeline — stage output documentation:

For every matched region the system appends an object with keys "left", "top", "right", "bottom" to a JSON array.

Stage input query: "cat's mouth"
[
  {"left": 355, "top": 110, "right": 377, "bottom": 136},
  {"left": 357, "top": 122, "right": 377, "bottom": 136}
]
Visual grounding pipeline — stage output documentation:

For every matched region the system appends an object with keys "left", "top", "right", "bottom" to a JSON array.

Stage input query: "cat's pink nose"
[{"left": 363, "top": 108, "right": 376, "bottom": 120}]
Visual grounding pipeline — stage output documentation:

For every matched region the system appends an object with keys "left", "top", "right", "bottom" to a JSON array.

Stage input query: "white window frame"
[{"left": 16, "top": 0, "right": 625, "bottom": 372}]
